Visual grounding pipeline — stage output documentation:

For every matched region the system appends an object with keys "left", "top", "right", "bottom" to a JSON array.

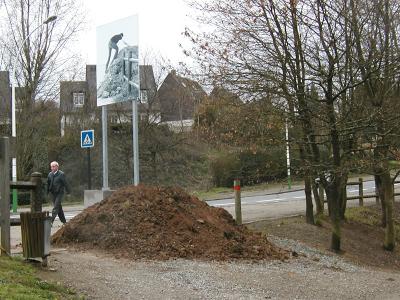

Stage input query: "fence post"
[
  {"left": 374, "top": 176, "right": 380, "bottom": 204},
  {"left": 0, "top": 137, "right": 11, "bottom": 256},
  {"left": 375, "top": 191, "right": 380, "bottom": 204},
  {"left": 30, "top": 172, "right": 42, "bottom": 213},
  {"left": 358, "top": 177, "right": 364, "bottom": 207},
  {"left": 234, "top": 179, "right": 242, "bottom": 225}
]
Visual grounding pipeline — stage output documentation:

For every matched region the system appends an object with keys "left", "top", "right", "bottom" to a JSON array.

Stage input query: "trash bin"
[{"left": 20, "top": 212, "right": 51, "bottom": 260}]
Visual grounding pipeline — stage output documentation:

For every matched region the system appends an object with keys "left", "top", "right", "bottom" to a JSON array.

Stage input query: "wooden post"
[
  {"left": 375, "top": 191, "right": 380, "bottom": 204},
  {"left": 30, "top": 172, "right": 42, "bottom": 213},
  {"left": 234, "top": 179, "right": 242, "bottom": 225},
  {"left": 359, "top": 177, "right": 364, "bottom": 207},
  {"left": 374, "top": 176, "right": 380, "bottom": 204},
  {"left": 0, "top": 137, "right": 11, "bottom": 255}
]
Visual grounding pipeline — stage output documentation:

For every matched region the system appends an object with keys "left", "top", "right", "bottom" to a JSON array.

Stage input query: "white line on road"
[
  {"left": 213, "top": 203, "right": 234, "bottom": 207},
  {"left": 256, "top": 200, "right": 279, "bottom": 203},
  {"left": 213, "top": 202, "right": 249, "bottom": 207}
]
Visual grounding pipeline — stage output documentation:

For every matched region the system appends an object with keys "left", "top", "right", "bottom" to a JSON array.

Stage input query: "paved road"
[
  {"left": 208, "top": 180, "right": 400, "bottom": 223},
  {"left": 207, "top": 179, "right": 387, "bottom": 207},
  {"left": 8, "top": 179, "right": 399, "bottom": 253},
  {"left": 11, "top": 179, "right": 399, "bottom": 224}
]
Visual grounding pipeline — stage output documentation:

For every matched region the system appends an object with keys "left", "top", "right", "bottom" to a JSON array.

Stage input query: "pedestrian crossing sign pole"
[{"left": 81, "top": 130, "right": 94, "bottom": 189}]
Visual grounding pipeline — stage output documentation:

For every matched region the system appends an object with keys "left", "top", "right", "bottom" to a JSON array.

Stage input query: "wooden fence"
[{"left": 345, "top": 178, "right": 400, "bottom": 206}]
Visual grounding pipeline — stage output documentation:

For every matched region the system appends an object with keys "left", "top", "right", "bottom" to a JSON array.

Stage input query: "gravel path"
[{"left": 40, "top": 236, "right": 400, "bottom": 300}]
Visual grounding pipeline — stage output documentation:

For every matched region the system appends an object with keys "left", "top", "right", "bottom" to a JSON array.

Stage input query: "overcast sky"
[{"left": 79, "top": 0, "right": 195, "bottom": 66}]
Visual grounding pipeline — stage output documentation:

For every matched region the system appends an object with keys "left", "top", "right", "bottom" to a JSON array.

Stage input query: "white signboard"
[{"left": 96, "top": 15, "right": 139, "bottom": 106}]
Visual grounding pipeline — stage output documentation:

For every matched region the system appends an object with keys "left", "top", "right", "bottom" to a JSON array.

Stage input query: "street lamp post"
[{"left": 11, "top": 15, "right": 57, "bottom": 212}]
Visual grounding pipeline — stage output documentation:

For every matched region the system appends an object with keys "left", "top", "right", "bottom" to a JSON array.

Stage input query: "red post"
[{"left": 234, "top": 179, "right": 242, "bottom": 225}]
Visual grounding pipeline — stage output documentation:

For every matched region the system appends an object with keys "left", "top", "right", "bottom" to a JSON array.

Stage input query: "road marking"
[
  {"left": 213, "top": 203, "right": 233, "bottom": 207},
  {"left": 213, "top": 201, "right": 249, "bottom": 207},
  {"left": 256, "top": 200, "right": 279, "bottom": 203},
  {"left": 294, "top": 196, "right": 305, "bottom": 199}
]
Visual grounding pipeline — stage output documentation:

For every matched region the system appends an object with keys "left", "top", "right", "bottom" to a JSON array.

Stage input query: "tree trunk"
[
  {"left": 375, "top": 174, "right": 386, "bottom": 227},
  {"left": 325, "top": 178, "right": 342, "bottom": 252},
  {"left": 381, "top": 172, "right": 395, "bottom": 251},
  {"left": 305, "top": 175, "right": 315, "bottom": 225},
  {"left": 340, "top": 174, "right": 348, "bottom": 220},
  {"left": 331, "top": 210, "right": 341, "bottom": 252},
  {"left": 312, "top": 182, "right": 324, "bottom": 216}
]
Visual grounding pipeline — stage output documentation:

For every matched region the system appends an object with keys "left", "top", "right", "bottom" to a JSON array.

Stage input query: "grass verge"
[
  {"left": 345, "top": 205, "right": 400, "bottom": 242},
  {"left": 0, "top": 256, "right": 81, "bottom": 299}
]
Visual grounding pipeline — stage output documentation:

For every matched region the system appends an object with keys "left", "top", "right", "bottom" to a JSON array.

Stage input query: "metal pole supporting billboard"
[
  {"left": 97, "top": 15, "right": 139, "bottom": 188},
  {"left": 102, "top": 106, "right": 109, "bottom": 190},
  {"left": 132, "top": 99, "right": 139, "bottom": 185}
]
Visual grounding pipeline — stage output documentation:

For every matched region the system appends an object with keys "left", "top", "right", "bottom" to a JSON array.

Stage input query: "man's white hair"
[{"left": 50, "top": 161, "right": 59, "bottom": 167}]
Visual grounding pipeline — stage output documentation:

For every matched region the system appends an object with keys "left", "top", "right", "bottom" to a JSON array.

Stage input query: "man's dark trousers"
[{"left": 49, "top": 192, "right": 66, "bottom": 224}]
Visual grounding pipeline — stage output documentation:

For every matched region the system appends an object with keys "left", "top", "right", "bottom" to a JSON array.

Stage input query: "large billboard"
[{"left": 96, "top": 15, "right": 139, "bottom": 106}]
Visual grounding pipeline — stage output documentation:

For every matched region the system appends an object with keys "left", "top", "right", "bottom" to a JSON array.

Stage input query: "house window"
[
  {"left": 110, "top": 115, "right": 120, "bottom": 124},
  {"left": 73, "top": 92, "right": 85, "bottom": 107},
  {"left": 140, "top": 90, "right": 148, "bottom": 103}
]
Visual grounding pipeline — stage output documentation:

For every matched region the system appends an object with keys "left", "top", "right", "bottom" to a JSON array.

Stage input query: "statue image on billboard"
[{"left": 96, "top": 15, "right": 139, "bottom": 106}]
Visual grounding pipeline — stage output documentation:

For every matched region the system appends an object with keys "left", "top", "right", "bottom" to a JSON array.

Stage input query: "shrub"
[{"left": 210, "top": 148, "right": 287, "bottom": 187}]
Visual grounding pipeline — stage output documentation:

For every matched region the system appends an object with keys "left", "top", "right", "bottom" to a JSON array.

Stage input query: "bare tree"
[
  {"left": 0, "top": 0, "right": 86, "bottom": 178},
  {"left": 0, "top": 0, "right": 86, "bottom": 102},
  {"left": 351, "top": 0, "right": 400, "bottom": 250},
  {"left": 186, "top": 0, "right": 400, "bottom": 251}
]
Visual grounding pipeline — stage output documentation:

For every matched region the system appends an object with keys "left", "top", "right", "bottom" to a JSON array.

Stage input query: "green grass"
[
  {"left": 345, "top": 206, "right": 382, "bottom": 227},
  {"left": 0, "top": 256, "right": 81, "bottom": 299},
  {"left": 345, "top": 206, "right": 400, "bottom": 242}
]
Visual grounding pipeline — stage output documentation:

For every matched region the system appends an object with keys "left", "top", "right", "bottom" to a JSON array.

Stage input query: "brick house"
[{"left": 60, "top": 64, "right": 159, "bottom": 136}]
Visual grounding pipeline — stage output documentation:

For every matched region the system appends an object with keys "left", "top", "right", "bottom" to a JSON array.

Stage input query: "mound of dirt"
[{"left": 52, "top": 185, "right": 289, "bottom": 261}]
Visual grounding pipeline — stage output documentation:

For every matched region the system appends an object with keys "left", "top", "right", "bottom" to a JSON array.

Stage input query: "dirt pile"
[{"left": 51, "top": 185, "right": 289, "bottom": 261}]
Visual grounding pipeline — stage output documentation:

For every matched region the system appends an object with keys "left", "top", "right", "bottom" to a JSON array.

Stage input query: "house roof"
[
  {"left": 140, "top": 65, "right": 157, "bottom": 91},
  {"left": 157, "top": 70, "right": 207, "bottom": 122}
]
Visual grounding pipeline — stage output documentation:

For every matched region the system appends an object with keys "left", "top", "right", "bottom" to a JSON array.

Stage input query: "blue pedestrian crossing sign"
[{"left": 81, "top": 130, "right": 94, "bottom": 148}]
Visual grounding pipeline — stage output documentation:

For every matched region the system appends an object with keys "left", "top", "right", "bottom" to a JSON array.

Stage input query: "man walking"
[{"left": 47, "top": 161, "right": 71, "bottom": 225}]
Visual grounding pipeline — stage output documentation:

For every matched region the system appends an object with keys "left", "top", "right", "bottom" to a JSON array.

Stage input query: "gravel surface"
[{"left": 40, "top": 236, "right": 400, "bottom": 300}]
